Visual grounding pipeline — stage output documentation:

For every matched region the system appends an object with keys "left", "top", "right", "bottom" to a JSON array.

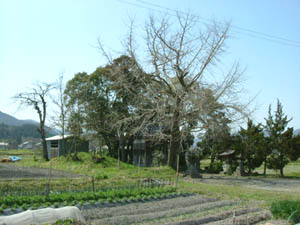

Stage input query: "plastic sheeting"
[
  {"left": 0, "top": 206, "right": 86, "bottom": 225},
  {"left": 8, "top": 156, "right": 21, "bottom": 162}
]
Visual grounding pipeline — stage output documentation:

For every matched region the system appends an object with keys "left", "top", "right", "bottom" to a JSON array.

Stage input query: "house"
[
  {"left": 0, "top": 142, "right": 9, "bottom": 150},
  {"left": 45, "top": 135, "right": 89, "bottom": 159},
  {"left": 18, "top": 141, "right": 33, "bottom": 149}
]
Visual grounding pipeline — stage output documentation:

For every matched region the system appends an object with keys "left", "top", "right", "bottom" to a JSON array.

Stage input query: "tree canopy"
[{"left": 99, "top": 14, "right": 251, "bottom": 168}]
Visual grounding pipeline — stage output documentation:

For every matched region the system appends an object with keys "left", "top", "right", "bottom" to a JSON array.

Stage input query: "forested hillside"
[
  {"left": 0, "top": 111, "right": 38, "bottom": 126},
  {"left": 0, "top": 123, "right": 41, "bottom": 140},
  {"left": 0, "top": 111, "right": 56, "bottom": 147}
]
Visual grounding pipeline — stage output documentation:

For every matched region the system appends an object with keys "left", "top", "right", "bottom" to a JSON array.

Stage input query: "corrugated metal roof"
[
  {"left": 0, "top": 142, "right": 8, "bottom": 146},
  {"left": 45, "top": 134, "right": 72, "bottom": 141}
]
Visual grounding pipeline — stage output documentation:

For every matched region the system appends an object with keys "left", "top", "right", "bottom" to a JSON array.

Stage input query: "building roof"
[
  {"left": 219, "top": 150, "right": 235, "bottom": 156},
  {"left": 46, "top": 135, "right": 72, "bottom": 141}
]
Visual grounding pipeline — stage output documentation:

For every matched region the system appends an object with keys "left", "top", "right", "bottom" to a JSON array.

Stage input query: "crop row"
[
  {"left": 90, "top": 200, "right": 237, "bottom": 225},
  {"left": 84, "top": 194, "right": 218, "bottom": 220},
  {"left": 0, "top": 186, "right": 177, "bottom": 212}
]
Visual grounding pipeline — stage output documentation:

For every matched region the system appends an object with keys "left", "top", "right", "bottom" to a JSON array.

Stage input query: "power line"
[
  {"left": 117, "top": 0, "right": 300, "bottom": 48},
  {"left": 135, "top": 0, "right": 300, "bottom": 45}
]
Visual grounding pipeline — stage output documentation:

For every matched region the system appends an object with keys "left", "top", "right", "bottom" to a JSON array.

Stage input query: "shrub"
[
  {"left": 207, "top": 161, "right": 223, "bottom": 174},
  {"left": 271, "top": 200, "right": 300, "bottom": 224},
  {"left": 153, "top": 150, "right": 168, "bottom": 166},
  {"left": 94, "top": 173, "right": 108, "bottom": 180}
]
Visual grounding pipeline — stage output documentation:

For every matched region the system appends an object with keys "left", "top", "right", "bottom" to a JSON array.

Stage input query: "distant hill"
[
  {"left": 0, "top": 111, "right": 58, "bottom": 139},
  {"left": 0, "top": 111, "right": 39, "bottom": 126},
  {"left": 294, "top": 128, "right": 300, "bottom": 136}
]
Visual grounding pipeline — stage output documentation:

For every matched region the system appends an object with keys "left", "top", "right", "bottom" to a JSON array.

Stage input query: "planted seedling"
[{"left": 54, "top": 202, "right": 60, "bottom": 208}]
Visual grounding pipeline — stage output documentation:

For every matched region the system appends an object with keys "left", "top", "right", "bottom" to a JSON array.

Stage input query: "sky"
[{"left": 1, "top": 0, "right": 299, "bottom": 129}]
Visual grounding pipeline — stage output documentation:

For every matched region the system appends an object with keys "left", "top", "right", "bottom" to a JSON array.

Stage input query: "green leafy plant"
[
  {"left": 0, "top": 186, "right": 179, "bottom": 210},
  {"left": 54, "top": 202, "right": 60, "bottom": 208},
  {"left": 21, "top": 203, "right": 29, "bottom": 211}
]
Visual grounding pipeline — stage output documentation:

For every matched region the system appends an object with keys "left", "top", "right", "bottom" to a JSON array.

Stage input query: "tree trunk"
[
  {"left": 239, "top": 160, "right": 245, "bottom": 176},
  {"left": 41, "top": 131, "right": 48, "bottom": 161},
  {"left": 127, "top": 136, "right": 134, "bottom": 164},
  {"left": 39, "top": 118, "right": 48, "bottom": 160},
  {"left": 72, "top": 137, "right": 79, "bottom": 161},
  {"left": 113, "top": 140, "right": 119, "bottom": 159},
  {"left": 239, "top": 149, "right": 246, "bottom": 176},
  {"left": 36, "top": 100, "right": 49, "bottom": 161},
  {"left": 179, "top": 151, "right": 187, "bottom": 171},
  {"left": 168, "top": 111, "right": 181, "bottom": 169},
  {"left": 280, "top": 154, "right": 284, "bottom": 177},
  {"left": 168, "top": 98, "right": 182, "bottom": 169},
  {"left": 263, "top": 156, "right": 267, "bottom": 176}
]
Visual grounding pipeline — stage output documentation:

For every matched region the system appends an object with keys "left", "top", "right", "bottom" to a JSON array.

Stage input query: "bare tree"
[
  {"left": 51, "top": 73, "right": 68, "bottom": 154},
  {"left": 99, "top": 13, "right": 252, "bottom": 169},
  {"left": 14, "top": 83, "right": 54, "bottom": 161}
]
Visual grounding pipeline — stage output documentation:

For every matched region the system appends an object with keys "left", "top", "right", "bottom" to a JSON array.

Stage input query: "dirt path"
[
  {"left": 188, "top": 174, "right": 300, "bottom": 193},
  {"left": 0, "top": 163, "right": 82, "bottom": 179}
]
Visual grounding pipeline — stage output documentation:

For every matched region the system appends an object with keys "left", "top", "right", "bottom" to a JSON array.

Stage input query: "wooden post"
[
  {"left": 91, "top": 176, "right": 95, "bottom": 192},
  {"left": 118, "top": 147, "right": 120, "bottom": 171},
  {"left": 46, "top": 159, "right": 53, "bottom": 196},
  {"left": 69, "top": 178, "right": 72, "bottom": 192},
  {"left": 175, "top": 153, "right": 179, "bottom": 189},
  {"left": 45, "top": 183, "right": 50, "bottom": 197},
  {"left": 138, "top": 153, "right": 141, "bottom": 189}
]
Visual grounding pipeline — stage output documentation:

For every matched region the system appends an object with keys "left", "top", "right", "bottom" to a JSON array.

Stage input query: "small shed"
[
  {"left": 18, "top": 141, "right": 33, "bottom": 149},
  {"left": 0, "top": 142, "right": 9, "bottom": 150},
  {"left": 46, "top": 135, "right": 89, "bottom": 159}
]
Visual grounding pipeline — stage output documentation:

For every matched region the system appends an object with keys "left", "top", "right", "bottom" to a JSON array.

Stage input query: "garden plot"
[{"left": 82, "top": 194, "right": 273, "bottom": 225}]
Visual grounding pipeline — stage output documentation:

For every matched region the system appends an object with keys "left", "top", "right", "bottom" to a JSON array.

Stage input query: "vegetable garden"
[
  {"left": 0, "top": 186, "right": 179, "bottom": 216},
  {"left": 0, "top": 150, "right": 299, "bottom": 224}
]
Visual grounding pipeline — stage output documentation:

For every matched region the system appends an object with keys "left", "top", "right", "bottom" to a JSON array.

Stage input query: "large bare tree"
[
  {"left": 100, "top": 13, "right": 252, "bottom": 169},
  {"left": 14, "top": 83, "right": 54, "bottom": 160}
]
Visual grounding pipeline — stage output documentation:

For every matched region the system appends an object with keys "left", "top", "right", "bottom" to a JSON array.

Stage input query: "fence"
[{"left": 0, "top": 176, "right": 176, "bottom": 197}]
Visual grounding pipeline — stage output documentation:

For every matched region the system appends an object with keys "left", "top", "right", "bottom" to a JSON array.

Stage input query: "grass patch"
[
  {"left": 0, "top": 150, "right": 176, "bottom": 196},
  {"left": 178, "top": 181, "right": 300, "bottom": 207},
  {"left": 0, "top": 149, "right": 42, "bottom": 156},
  {"left": 254, "top": 159, "right": 300, "bottom": 178},
  {"left": 12, "top": 151, "right": 175, "bottom": 180},
  {"left": 271, "top": 200, "right": 300, "bottom": 224}
]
